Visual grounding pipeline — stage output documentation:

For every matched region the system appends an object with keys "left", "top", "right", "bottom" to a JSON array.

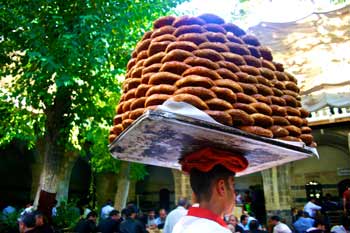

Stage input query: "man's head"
[
  {"left": 189, "top": 164, "right": 236, "bottom": 215},
  {"left": 87, "top": 211, "right": 97, "bottom": 222},
  {"left": 310, "top": 197, "right": 316, "bottom": 203},
  {"left": 19, "top": 213, "right": 36, "bottom": 233},
  {"left": 240, "top": 215, "right": 248, "bottom": 226},
  {"left": 228, "top": 215, "right": 238, "bottom": 226},
  {"left": 270, "top": 215, "right": 280, "bottom": 226},
  {"left": 249, "top": 220, "right": 259, "bottom": 231},
  {"left": 34, "top": 211, "right": 45, "bottom": 226},
  {"left": 314, "top": 219, "right": 326, "bottom": 231},
  {"left": 148, "top": 210, "right": 155, "bottom": 219},
  {"left": 177, "top": 197, "right": 189, "bottom": 208},
  {"left": 109, "top": 210, "right": 120, "bottom": 221},
  {"left": 126, "top": 206, "right": 137, "bottom": 219},
  {"left": 159, "top": 209, "right": 167, "bottom": 220}
]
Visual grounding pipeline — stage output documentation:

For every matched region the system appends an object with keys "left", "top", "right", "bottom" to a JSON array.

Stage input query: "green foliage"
[
  {"left": 1, "top": 0, "right": 186, "bottom": 178},
  {"left": 0, "top": 210, "right": 20, "bottom": 232},
  {"left": 52, "top": 199, "right": 81, "bottom": 230}
]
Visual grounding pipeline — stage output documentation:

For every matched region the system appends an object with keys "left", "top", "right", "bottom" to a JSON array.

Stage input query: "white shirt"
[
  {"left": 273, "top": 222, "right": 292, "bottom": 233},
  {"left": 173, "top": 215, "right": 230, "bottom": 233},
  {"left": 304, "top": 201, "right": 322, "bottom": 218},
  {"left": 101, "top": 204, "right": 114, "bottom": 219},
  {"left": 163, "top": 206, "right": 187, "bottom": 233}
]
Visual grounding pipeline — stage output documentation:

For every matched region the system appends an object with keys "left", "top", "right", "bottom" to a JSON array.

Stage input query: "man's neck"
[{"left": 198, "top": 201, "right": 225, "bottom": 218}]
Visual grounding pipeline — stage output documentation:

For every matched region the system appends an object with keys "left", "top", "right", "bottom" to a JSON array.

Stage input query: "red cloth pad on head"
[{"left": 180, "top": 147, "right": 248, "bottom": 173}]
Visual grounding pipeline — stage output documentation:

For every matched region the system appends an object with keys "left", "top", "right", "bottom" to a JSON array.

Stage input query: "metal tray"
[{"left": 109, "top": 110, "right": 316, "bottom": 176}]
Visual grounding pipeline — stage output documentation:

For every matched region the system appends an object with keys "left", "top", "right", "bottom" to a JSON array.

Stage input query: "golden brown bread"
[
  {"left": 146, "top": 84, "right": 177, "bottom": 96},
  {"left": 250, "top": 102, "right": 272, "bottom": 116},
  {"left": 172, "top": 16, "right": 205, "bottom": 27},
  {"left": 183, "top": 66, "right": 222, "bottom": 80},
  {"left": 251, "top": 113, "right": 273, "bottom": 127},
  {"left": 239, "top": 126, "right": 273, "bottom": 138},
  {"left": 215, "top": 79, "right": 243, "bottom": 93},
  {"left": 129, "top": 108, "right": 146, "bottom": 120},
  {"left": 173, "top": 25, "right": 205, "bottom": 37},
  {"left": 149, "top": 72, "right": 182, "bottom": 85},
  {"left": 166, "top": 41, "right": 199, "bottom": 52},
  {"left": 205, "top": 110, "right": 233, "bottom": 126},
  {"left": 177, "top": 33, "right": 208, "bottom": 45},
  {"left": 175, "top": 86, "right": 217, "bottom": 100},
  {"left": 217, "top": 61, "right": 240, "bottom": 73},
  {"left": 199, "top": 42, "right": 229, "bottom": 52},
  {"left": 236, "top": 92, "right": 257, "bottom": 104},
  {"left": 145, "top": 94, "right": 171, "bottom": 107},
  {"left": 215, "top": 68, "right": 238, "bottom": 81},
  {"left": 130, "top": 97, "right": 147, "bottom": 110},
  {"left": 175, "top": 75, "right": 215, "bottom": 89},
  {"left": 170, "top": 93, "right": 209, "bottom": 110},
  {"left": 184, "top": 56, "right": 220, "bottom": 70},
  {"left": 153, "top": 16, "right": 176, "bottom": 29},
  {"left": 159, "top": 61, "right": 191, "bottom": 75},
  {"left": 233, "top": 103, "right": 257, "bottom": 114},
  {"left": 206, "top": 98, "right": 233, "bottom": 111},
  {"left": 270, "top": 125, "right": 289, "bottom": 137},
  {"left": 193, "top": 49, "right": 225, "bottom": 62},
  {"left": 226, "top": 109, "right": 254, "bottom": 126},
  {"left": 161, "top": 49, "right": 193, "bottom": 63},
  {"left": 211, "top": 86, "right": 237, "bottom": 103}
]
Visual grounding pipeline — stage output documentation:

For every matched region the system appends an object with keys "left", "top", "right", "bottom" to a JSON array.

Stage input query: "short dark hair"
[
  {"left": 240, "top": 214, "right": 248, "bottom": 223},
  {"left": 109, "top": 210, "right": 120, "bottom": 217},
  {"left": 177, "top": 198, "right": 188, "bottom": 207},
  {"left": 249, "top": 220, "right": 259, "bottom": 230},
  {"left": 270, "top": 215, "right": 280, "bottom": 222},
  {"left": 87, "top": 211, "right": 97, "bottom": 219},
  {"left": 189, "top": 165, "right": 235, "bottom": 202},
  {"left": 125, "top": 206, "right": 137, "bottom": 217},
  {"left": 21, "top": 213, "right": 36, "bottom": 228}
]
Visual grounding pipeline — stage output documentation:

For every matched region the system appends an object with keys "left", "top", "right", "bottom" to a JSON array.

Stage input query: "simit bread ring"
[
  {"left": 160, "top": 61, "right": 191, "bottom": 75},
  {"left": 277, "top": 136, "right": 302, "bottom": 142},
  {"left": 300, "top": 134, "right": 313, "bottom": 145},
  {"left": 198, "top": 13, "right": 225, "bottom": 24},
  {"left": 236, "top": 72, "right": 258, "bottom": 84},
  {"left": 247, "top": 45, "right": 262, "bottom": 58},
  {"left": 127, "top": 58, "right": 136, "bottom": 71},
  {"left": 193, "top": 49, "right": 224, "bottom": 62},
  {"left": 215, "top": 79, "right": 243, "bottom": 93},
  {"left": 124, "top": 88, "right": 136, "bottom": 101},
  {"left": 285, "top": 116, "right": 303, "bottom": 127},
  {"left": 141, "top": 31, "right": 153, "bottom": 40},
  {"left": 135, "top": 59, "right": 145, "bottom": 69},
  {"left": 239, "top": 65, "right": 260, "bottom": 76},
  {"left": 226, "top": 109, "right": 254, "bottom": 126},
  {"left": 205, "top": 110, "right": 233, "bottom": 126},
  {"left": 152, "top": 34, "right": 177, "bottom": 42},
  {"left": 131, "top": 66, "right": 143, "bottom": 78},
  {"left": 203, "top": 24, "right": 227, "bottom": 34},
  {"left": 109, "top": 134, "right": 117, "bottom": 143},
  {"left": 203, "top": 32, "right": 227, "bottom": 43},
  {"left": 236, "top": 92, "right": 257, "bottom": 104},
  {"left": 222, "top": 53, "right": 246, "bottom": 66},
  {"left": 140, "top": 72, "right": 154, "bottom": 84},
  {"left": 258, "top": 46, "right": 273, "bottom": 61},
  {"left": 256, "top": 76, "right": 272, "bottom": 86},
  {"left": 285, "top": 106, "right": 301, "bottom": 116},
  {"left": 282, "top": 95, "right": 298, "bottom": 107},
  {"left": 145, "top": 94, "right": 171, "bottom": 107},
  {"left": 243, "top": 55, "right": 262, "bottom": 68},
  {"left": 225, "top": 42, "right": 251, "bottom": 56},
  {"left": 122, "top": 98, "right": 135, "bottom": 112},
  {"left": 172, "top": 16, "right": 205, "bottom": 27},
  {"left": 226, "top": 34, "right": 244, "bottom": 44},
  {"left": 270, "top": 105, "right": 287, "bottom": 116},
  {"left": 144, "top": 52, "right": 166, "bottom": 67},
  {"left": 166, "top": 41, "right": 198, "bottom": 53},
  {"left": 217, "top": 61, "right": 240, "bottom": 73},
  {"left": 122, "top": 119, "right": 134, "bottom": 129},
  {"left": 239, "top": 126, "right": 273, "bottom": 138},
  {"left": 170, "top": 93, "right": 209, "bottom": 110},
  {"left": 299, "top": 108, "right": 310, "bottom": 118},
  {"left": 261, "top": 60, "right": 276, "bottom": 71},
  {"left": 175, "top": 86, "right": 217, "bottom": 100},
  {"left": 272, "top": 87, "right": 284, "bottom": 97},
  {"left": 127, "top": 78, "right": 141, "bottom": 90},
  {"left": 206, "top": 98, "right": 233, "bottom": 111},
  {"left": 211, "top": 86, "right": 237, "bottom": 103},
  {"left": 301, "top": 118, "right": 308, "bottom": 126},
  {"left": 285, "top": 72, "right": 298, "bottom": 83},
  {"left": 131, "top": 50, "right": 137, "bottom": 58},
  {"left": 274, "top": 71, "right": 289, "bottom": 81},
  {"left": 301, "top": 126, "right": 312, "bottom": 134},
  {"left": 146, "top": 84, "right": 177, "bottom": 96},
  {"left": 272, "top": 116, "right": 290, "bottom": 126},
  {"left": 175, "top": 75, "right": 215, "bottom": 89},
  {"left": 233, "top": 103, "right": 257, "bottom": 114},
  {"left": 282, "top": 90, "right": 299, "bottom": 98},
  {"left": 142, "top": 63, "right": 162, "bottom": 75},
  {"left": 256, "top": 84, "right": 274, "bottom": 96},
  {"left": 269, "top": 125, "right": 289, "bottom": 137},
  {"left": 177, "top": 33, "right": 208, "bottom": 45},
  {"left": 239, "top": 82, "right": 258, "bottom": 95},
  {"left": 284, "top": 81, "right": 300, "bottom": 93},
  {"left": 151, "top": 26, "right": 176, "bottom": 38},
  {"left": 136, "top": 39, "right": 151, "bottom": 54},
  {"left": 122, "top": 111, "right": 130, "bottom": 121},
  {"left": 252, "top": 94, "right": 272, "bottom": 105},
  {"left": 268, "top": 96, "right": 286, "bottom": 106},
  {"left": 222, "top": 23, "right": 246, "bottom": 37},
  {"left": 283, "top": 125, "right": 301, "bottom": 137},
  {"left": 184, "top": 57, "right": 220, "bottom": 70},
  {"left": 129, "top": 108, "right": 146, "bottom": 120},
  {"left": 241, "top": 35, "right": 261, "bottom": 46},
  {"left": 251, "top": 113, "right": 273, "bottom": 127},
  {"left": 149, "top": 72, "right": 182, "bottom": 85},
  {"left": 216, "top": 68, "right": 238, "bottom": 81},
  {"left": 130, "top": 97, "right": 147, "bottom": 110},
  {"left": 173, "top": 25, "right": 205, "bottom": 37},
  {"left": 259, "top": 67, "right": 276, "bottom": 80},
  {"left": 116, "top": 103, "right": 124, "bottom": 114},
  {"left": 250, "top": 102, "right": 272, "bottom": 116},
  {"left": 113, "top": 114, "right": 123, "bottom": 125},
  {"left": 161, "top": 49, "right": 193, "bottom": 63},
  {"left": 153, "top": 16, "right": 176, "bottom": 29},
  {"left": 183, "top": 66, "right": 222, "bottom": 80},
  {"left": 273, "top": 62, "right": 284, "bottom": 72},
  {"left": 148, "top": 41, "right": 172, "bottom": 56},
  {"left": 199, "top": 42, "right": 229, "bottom": 52}
]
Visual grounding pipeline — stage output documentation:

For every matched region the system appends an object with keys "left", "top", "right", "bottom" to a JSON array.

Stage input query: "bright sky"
[{"left": 175, "top": 0, "right": 350, "bottom": 29}]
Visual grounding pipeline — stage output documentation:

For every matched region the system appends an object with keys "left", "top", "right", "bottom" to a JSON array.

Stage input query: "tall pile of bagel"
[{"left": 109, "top": 14, "right": 315, "bottom": 147}]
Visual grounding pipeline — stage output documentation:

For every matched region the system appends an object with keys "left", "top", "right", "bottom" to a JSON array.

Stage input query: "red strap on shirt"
[{"left": 187, "top": 206, "right": 228, "bottom": 228}]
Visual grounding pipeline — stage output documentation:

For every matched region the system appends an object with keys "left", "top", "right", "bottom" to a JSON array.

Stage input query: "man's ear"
[{"left": 215, "top": 179, "right": 226, "bottom": 196}]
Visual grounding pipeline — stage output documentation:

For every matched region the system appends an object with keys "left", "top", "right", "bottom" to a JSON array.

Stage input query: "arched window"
[{"left": 305, "top": 181, "right": 323, "bottom": 201}]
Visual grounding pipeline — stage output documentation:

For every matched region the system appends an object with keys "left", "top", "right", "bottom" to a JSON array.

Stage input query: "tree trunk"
[{"left": 114, "top": 161, "right": 131, "bottom": 211}]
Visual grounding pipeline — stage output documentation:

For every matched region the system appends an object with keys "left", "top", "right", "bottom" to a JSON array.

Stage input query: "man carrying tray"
[{"left": 172, "top": 147, "right": 248, "bottom": 233}]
